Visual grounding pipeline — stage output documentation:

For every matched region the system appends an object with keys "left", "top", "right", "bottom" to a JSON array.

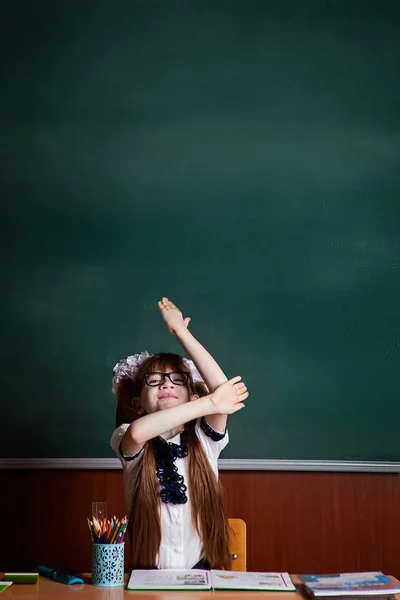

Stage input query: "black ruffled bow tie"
[{"left": 152, "top": 431, "right": 188, "bottom": 504}]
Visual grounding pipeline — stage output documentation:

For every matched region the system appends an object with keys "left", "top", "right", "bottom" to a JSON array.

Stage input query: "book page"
[
  {"left": 127, "top": 569, "right": 210, "bottom": 590},
  {"left": 211, "top": 570, "right": 296, "bottom": 590}
]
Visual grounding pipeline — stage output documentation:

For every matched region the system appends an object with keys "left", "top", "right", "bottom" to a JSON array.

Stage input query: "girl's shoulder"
[
  {"left": 110, "top": 424, "right": 145, "bottom": 467},
  {"left": 110, "top": 423, "right": 130, "bottom": 452},
  {"left": 195, "top": 417, "right": 229, "bottom": 457}
]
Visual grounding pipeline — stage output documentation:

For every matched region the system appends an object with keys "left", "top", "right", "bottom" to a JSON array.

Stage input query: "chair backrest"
[{"left": 228, "top": 518, "right": 247, "bottom": 571}]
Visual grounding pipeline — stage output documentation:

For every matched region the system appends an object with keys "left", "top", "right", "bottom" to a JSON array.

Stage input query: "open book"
[
  {"left": 127, "top": 569, "right": 296, "bottom": 591},
  {"left": 298, "top": 572, "right": 400, "bottom": 598}
]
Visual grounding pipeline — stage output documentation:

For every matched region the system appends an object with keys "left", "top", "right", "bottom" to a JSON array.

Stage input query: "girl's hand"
[
  {"left": 209, "top": 376, "right": 248, "bottom": 414},
  {"left": 158, "top": 297, "right": 191, "bottom": 335}
]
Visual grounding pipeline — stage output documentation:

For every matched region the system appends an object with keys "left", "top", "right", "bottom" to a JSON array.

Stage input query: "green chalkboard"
[{"left": 1, "top": 0, "right": 399, "bottom": 461}]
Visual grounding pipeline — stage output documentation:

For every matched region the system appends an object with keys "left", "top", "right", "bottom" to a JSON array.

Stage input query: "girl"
[{"left": 110, "top": 297, "right": 248, "bottom": 571}]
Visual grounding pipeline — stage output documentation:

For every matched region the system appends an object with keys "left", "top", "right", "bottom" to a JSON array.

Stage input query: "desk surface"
[
  {"left": 1, "top": 574, "right": 305, "bottom": 599},
  {"left": 2, "top": 575, "right": 400, "bottom": 600}
]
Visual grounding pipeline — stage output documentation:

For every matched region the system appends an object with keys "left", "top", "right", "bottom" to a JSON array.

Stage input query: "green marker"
[{"left": 4, "top": 573, "right": 38, "bottom": 584}]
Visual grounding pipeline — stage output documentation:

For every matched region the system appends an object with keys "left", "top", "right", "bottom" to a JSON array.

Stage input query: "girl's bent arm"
[
  {"left": 123, "top": 396, "right": 216, "bottom": 454},
  {"left": 121, "top": 377, "right": 248, "bottom": 456}
]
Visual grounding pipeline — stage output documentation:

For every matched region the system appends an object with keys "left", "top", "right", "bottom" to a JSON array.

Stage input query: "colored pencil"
[
  {"left": 116, "top": 524, "right": 127, "bottom": 544},
  {"left": 109, "top": 521, "right": 121, "bottom": 544},
  {"left": 87, "top": 518, "right": 92, "bottom": 542},
  {"left": 107, "top": 519, "right": 118, "bottom": 543},
  {"left": 105, "top": 519, "right": 113, "bottom": 542},
  {"left": 88, "top": 515, "right": 127, "bottom": 543}
]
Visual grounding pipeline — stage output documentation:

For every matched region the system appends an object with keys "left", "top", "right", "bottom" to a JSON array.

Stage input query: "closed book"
[{"left": 298, "top": 572, "right": 400, "bottom": 598}]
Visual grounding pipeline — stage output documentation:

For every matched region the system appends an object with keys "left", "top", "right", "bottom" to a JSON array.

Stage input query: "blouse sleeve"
[
  {"left": 195, "top": 417, "right": 229, "bottom": 471},
  {"left": 110, "top": 424, "right": 144, "bottom": 466}
]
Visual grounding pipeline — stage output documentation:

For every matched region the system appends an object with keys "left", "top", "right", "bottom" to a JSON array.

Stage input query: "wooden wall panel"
[
  {"left": 1, "top": 470, "right": 399, "bottom": 577},
  {"left": 221, "top": 471, "right": 400, "bottom": 576}
]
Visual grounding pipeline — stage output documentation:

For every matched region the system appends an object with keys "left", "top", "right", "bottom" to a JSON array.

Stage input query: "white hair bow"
[{"left": 112, "top": 351, "right": 203, "bottom": 394}]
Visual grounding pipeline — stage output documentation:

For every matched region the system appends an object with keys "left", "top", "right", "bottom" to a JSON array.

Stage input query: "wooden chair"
[{"left": 228, "top": 518, "right": 247, "bottom": 571}]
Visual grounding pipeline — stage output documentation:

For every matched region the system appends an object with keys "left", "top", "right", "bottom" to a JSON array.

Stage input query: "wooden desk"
[
  {"left": 3, "top": 575, "right": 400, "bottom": 600},
  {"left": 1, "top": 574, "right": 304, "bottom": 599}
]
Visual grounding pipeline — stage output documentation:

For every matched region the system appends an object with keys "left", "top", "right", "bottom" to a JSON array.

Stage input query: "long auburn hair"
[{"left": 114, "top": 353, "right": 232, "bottom": 570}]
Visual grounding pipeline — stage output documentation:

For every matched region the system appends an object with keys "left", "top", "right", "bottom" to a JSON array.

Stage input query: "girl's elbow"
[{"left": 127, "top": 423, "right": 145, "bottom": 446}]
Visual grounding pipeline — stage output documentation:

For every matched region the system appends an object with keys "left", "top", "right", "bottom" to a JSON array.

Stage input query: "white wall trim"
[{"left": 1, "top": 458, "right": 400, "bottom": 472}]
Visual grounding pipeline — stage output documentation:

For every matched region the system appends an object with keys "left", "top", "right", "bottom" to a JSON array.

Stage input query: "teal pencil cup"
[{"left": 91, "top": 543, "right": 124, "bottom": 587}]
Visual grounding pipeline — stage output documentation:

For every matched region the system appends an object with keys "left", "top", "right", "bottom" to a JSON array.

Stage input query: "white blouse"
[{"left": 110, "top": 419, "right": 228, "bottom": 569}]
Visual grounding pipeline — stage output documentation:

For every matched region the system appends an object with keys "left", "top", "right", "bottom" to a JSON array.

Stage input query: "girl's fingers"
[
  {"left": 228, "top": 375, "right": 243, "bottom": 385},
  {"left": 234, "top": 383, "right": 247, "bottom": 395},
  {"left": 233, "top": 403, "right": 246, "bottom": 412},
  {"left": 236, "top": 385, "right": 248, "bottom": 393},
  {"left": 235, "top": 382, "right": 247, "bottom": 390},
  {"left": 159, "top": 297, "right": 180, "bottom": 312}
]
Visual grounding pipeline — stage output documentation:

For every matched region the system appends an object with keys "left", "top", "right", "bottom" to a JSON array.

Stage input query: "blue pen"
[{"left": 37, "top": 566, "right": 84, "bottom": 585}]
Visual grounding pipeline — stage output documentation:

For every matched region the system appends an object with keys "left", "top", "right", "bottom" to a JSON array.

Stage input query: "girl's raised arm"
[{"left": 158, "top": 297, "right": 233, "bottom": 433}]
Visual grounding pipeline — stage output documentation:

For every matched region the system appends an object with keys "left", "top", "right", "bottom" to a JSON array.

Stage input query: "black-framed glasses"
[{"left": 141, "top": 371, "right": 191, "bottom": 387}]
